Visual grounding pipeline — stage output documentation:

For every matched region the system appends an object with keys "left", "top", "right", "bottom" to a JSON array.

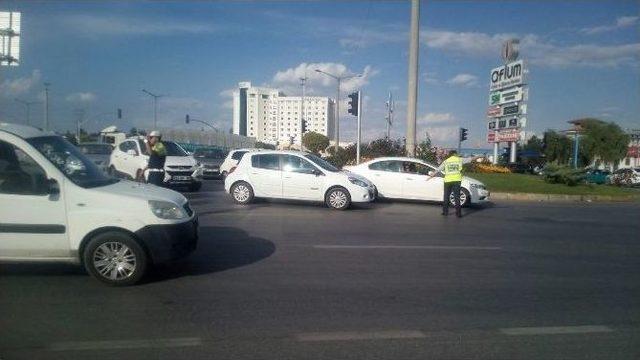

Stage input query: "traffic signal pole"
[{"left": 356, "top": 90, "right": 362, "bottom": 164}]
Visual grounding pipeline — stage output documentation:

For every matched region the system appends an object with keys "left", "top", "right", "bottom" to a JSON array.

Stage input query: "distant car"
[
  {"left": 344, "top": 157, "right": 489, "bottom": 207},
  {"left": 193, "top": 148, "right": 227, "bottom": 179},
  {"left": 224, "top": 150, "right": 376, "bottom": 210},
  {"left": 109, "top": 137, "right": 203, "bottom": 191},
  {"left": 585, "top": 169, "right": 611, "bottom": 185},
  {"left": 76, "top": 143, "right": 113, "bottom": 174},
  {"left": 608, "top": 168, "right": 640, "bottom": 187},
  {"left": 219, "top": 148, "right": 261, "bottom": 179}
]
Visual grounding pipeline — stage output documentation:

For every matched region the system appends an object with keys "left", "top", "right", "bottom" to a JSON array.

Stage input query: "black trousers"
[
  {"left": 443, "top": 181, "right": 461, "bottom": 215},
  {"left": 148, "top": 171, "right": 165, "bottom": 187}
]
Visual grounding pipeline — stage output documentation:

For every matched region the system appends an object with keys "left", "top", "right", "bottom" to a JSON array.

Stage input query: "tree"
[
  {"left": 254, "top": 141, "right": 276, "bottom": 150},
  {"left": 365, "top": 138, "right": 405, "bottom": 158},
  {"left": 579, "top": 119, "right": 629, "bottom": 168},
  {"left": 543, "top": 130, "right": 572, "bottom": 164},
  {"left": 523, "top": 135, "right": 543, "bottom": 153},
  {"left": 302, "top": 132, "right": 330, "bottom": 154},
  {"left": 415, "top": 134, "right": 437, "bottom": 164}
]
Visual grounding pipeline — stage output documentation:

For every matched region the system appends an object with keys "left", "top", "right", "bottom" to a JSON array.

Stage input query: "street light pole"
[
  {"left": 43, "top": 82, "right": 51, "bottom": 131},
  {"left": 406, "top": 0, "right": 420, "bottom": 157},
  {"left": 142, "top": 89, "right": 164, "bottom": 129},
  {"left": 314, "top": 69, "right": 361, "bottom": 152},
  {"left": 15, "top": 98, "right": 39, "bottom": 126}
]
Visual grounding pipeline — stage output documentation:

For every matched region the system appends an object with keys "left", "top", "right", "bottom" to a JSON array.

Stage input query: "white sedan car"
[
  {"left": 344, "top": 157, "right": 489, "bottom": 207},
  {"left": 224, "top": 150, "right": 376, "bottom": 210}
]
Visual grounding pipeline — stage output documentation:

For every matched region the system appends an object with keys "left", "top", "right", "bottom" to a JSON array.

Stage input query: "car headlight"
[
  {"left": 470, "top": 183, "right": 486, "bottom": 190},
  {"left": 348, "top": 176, "right": 369, "bottom": 188},
  {"left": 148, "top": 200, "right": 188, "bottom": 220}
]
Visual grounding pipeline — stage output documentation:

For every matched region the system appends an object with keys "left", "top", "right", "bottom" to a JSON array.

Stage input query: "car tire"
[
  {"left": 325, "top": 187, "right": 351, "bottom": 210},
  {"left": 83, "top": 231, "right": 148, "bottom": 286},
  {"left": 231, "top": 181, "right": 254, "bottom": 205},
  {"left": 189, "top": 182, "right": 202, "bottom": 192},
  {"left": 450, "top": 188, "right": 471, "bottom": 208}
]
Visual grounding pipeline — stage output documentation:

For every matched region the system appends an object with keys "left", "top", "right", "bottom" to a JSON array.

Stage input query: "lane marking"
[
  {"left": 313, "top": 245, "right": 502, "bottom": 250},
  {"left": 500, "top": 325, "right": 613, "bottom": 336},
  {"left": 296, "top": 330, "right": 427, "bottom": 342},
  {"left": 49, "top": 337, "right": 202, "bottom": 351}
]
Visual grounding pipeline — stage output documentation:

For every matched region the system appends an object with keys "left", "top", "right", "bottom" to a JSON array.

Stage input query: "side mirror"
[
  {"left": 428, "top": 170, "right": 435, "bottom": 176},
  {"left": 314, "top": 169, "right": 324, "bottom": 176},
  {"left": 48, "top": 178, "right": 60, "bottom": 195},
  {"left": 126, "top": 149, "right": 137, "bottom": 156}
]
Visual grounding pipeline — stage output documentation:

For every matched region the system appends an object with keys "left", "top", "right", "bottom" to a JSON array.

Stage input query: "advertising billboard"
[{"left": 490, "top": 60, "right": 523, "bottom": 91}]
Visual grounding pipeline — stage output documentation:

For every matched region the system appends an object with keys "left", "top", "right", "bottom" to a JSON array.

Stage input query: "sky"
[{"left": 0, "top": 0, "right": 638, "bottom": 148}]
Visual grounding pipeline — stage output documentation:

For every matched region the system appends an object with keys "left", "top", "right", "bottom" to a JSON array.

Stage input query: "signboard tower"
[
  {"left": 487, "top": 39, "right": 528, "bottom": 164},
  {"left": 0, "top": 12, "right": 20, "bottom": 67}
]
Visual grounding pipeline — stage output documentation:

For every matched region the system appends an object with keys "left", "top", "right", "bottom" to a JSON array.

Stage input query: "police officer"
[
  {"left": 429, "top": 150, "right": 464, "bottom": 217},
  {"left": 143, "top": 131, "right": 167, "bottom": 186}
]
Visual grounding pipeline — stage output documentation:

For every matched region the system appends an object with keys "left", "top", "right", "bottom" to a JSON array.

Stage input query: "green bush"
[{"left": 542, "top": 164, "right": 586, "bottom": 186}]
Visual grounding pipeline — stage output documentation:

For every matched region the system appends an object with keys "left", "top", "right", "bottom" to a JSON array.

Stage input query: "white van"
[{"left": 0, "top": 123, "right": 198, "bottom": 286}]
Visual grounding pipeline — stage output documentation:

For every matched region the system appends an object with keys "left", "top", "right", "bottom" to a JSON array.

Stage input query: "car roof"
[
  {"left": 0, "top": 122, "right": 53, "bottom": 139},
  {"left": 363, "top": 156, "right": 430, "bottom": 163},
  {"left": 245, "top": 150, "right": 311, "bottom": 156}
]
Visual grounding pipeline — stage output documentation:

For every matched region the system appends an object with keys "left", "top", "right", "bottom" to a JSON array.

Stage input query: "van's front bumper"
[{"left": 135, "top": 217, "right": 198, "bottom": 263}]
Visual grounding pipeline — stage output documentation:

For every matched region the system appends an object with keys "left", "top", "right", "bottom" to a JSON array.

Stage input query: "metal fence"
[{"left": 159, "top": 128, "right": 255, "bottom": 151}]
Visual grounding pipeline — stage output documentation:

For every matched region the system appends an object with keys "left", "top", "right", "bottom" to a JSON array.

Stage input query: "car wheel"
[
  {"left": 231, "top": 181, "right": 254, "bottom": 204},
  {"left": 450, "top": 188, "right": 471, "bottom": 208},
  {"left": 326, "top": 187, "right": 351, "bottom": 210},
  {"left": 83, "top": 231, "right": 148, "bottom": 286},
  {"left": 189, "top": 182, "right": 202, "bottom": 192}
]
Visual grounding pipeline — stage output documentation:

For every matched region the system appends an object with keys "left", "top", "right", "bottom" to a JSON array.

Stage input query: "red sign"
[
  {"left": 487, "top": 132, "right": 496, "bottom": 143},
  {"left": 497, "top": 129, "right": 520, "bottom": 142},
  {"left": 487, "top": 106, "right": 501, "bottom": 117}
]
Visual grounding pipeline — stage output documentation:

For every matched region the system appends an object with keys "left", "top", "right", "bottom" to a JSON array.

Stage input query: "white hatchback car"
[
  {"left": 345, "top": 157, "right": 489, "bottom": 207},
  {"left": 224, "top": 151, "right": 376, "bottom": 210},
  {"left": 219, "top": 148, "right": 261, "bottom": 179},
  {"left": 0, "top": 123, "right": 198, "bottom": 286}
]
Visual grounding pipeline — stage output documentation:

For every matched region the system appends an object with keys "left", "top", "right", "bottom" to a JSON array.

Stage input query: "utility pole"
[
  {"left": 43, "top": 82, "right": 50, "bottom": 131},
  {"left": 406, "top": 0, "right": 420, "bottom": 157},
  {"left": 300, "top": 76, "right": 307, "bottom": 148},
  {"left": 315, "top": 69, "right": 361, "bottom": 152},
  {"left": 74, "top": 108, "right": 85, "bottom": 144},
  {"left": 356, "top": 90, "right": 362, "bottom": 164},
  {"left": 385, "top": 91, "right": 394, "bottom": 139},
  {"left": 15, "top": 98, "right": 39, "bottom": 126},
  {"left": 142, "top": 89, "right": 164, "bottom": 129}
]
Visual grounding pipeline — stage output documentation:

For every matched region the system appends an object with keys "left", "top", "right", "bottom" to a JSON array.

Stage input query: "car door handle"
[
  {"left": 284, "top": 176, "right": 292, "bottom": 179},
  {"left": 374, "top": 174, "right": 381, "bottom": 177},
  {"left": 406, "top": 178, "right": 414, "bottom": 180}
]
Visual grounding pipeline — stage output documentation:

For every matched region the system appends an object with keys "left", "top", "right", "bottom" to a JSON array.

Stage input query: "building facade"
[{"left": 232, "top": 82, "right": 335, "bottom": 146}]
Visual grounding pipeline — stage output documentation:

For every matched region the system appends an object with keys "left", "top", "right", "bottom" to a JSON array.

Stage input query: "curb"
[{"left": 491, "top": 192, "right": 640, "bottom": 203}]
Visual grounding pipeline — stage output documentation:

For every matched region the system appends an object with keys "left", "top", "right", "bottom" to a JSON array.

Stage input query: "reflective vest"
[{"left": 442, "top": 155, "right": 463, "bottom": 183}]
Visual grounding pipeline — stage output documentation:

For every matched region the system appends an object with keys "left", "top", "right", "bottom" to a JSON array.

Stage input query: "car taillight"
[{"left": 229, "top": 166, "right": 237, "bottom": 174}]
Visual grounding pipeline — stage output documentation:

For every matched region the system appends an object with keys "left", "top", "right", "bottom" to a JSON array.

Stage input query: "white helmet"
[{"left": 149, "top": 130, "right": 162, "bottom": 137}]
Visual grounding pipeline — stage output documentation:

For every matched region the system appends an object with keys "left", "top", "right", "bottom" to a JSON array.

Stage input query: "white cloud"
[
  {"left": 60, "top": 14, "right": 219, "bottom": 36},
  {"left": 272, "top": 62, "right": 378, "bottom": 95},
  {"left": 417, "top": 112, "right": 459, "bottom": 145},
  {"left": 446, "top": 73, "right": 478, "bottom": 87},
  {"left": 0, "top": 70, "right": 41, "bottom": 97},
  {"left": 422, "top": 72, "right": 439, "bottom": 84},
  {"left": 66, "top": 92, "right": 96, "bottom": 103},
  {"left": 580, "top": 16, "right": 639, "bottom": 35}
]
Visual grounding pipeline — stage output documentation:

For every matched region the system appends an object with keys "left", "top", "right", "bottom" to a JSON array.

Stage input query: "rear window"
[
  {"left": 369, "top": 160, "right": 402, "bottom": 172},
  {"left": 232, "top": 151, "right": 247, "bottom": 161},
  {"left": 251, "top": 154, "right": 280, "bottom": 170}
]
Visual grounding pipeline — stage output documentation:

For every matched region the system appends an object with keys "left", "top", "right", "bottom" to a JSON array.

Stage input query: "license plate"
[{"left": 173, "top": 176, "right": 191, "bottom": 181}]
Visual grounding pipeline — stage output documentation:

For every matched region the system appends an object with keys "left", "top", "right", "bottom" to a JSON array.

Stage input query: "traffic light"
[
  {"left": 185, "top": 114, "right": 190, "bottom": 124},
  {"left": 459, "top": 127, "right": 468, "bottom": 142},
  {"left": 117, "top": 108, "right": 122, "bottom": 119},
  {"left": 347, "top": 92, "right": 358, "bottom": 116},
  {"left": 301, "top": 119, "right": 307, "bottom": 133}
]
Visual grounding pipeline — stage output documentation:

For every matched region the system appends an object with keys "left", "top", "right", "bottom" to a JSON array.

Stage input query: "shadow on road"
[
  {"left": 0, "top": 226, "right": 275, "bottom": 284},
  {"left": 148, "top": 225, "right": 275, "bottom": 282}
]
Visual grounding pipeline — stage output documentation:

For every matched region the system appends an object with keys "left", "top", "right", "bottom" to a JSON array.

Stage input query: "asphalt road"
[{"left": 1, "top": 180, "right": 639, "bottom": 359}]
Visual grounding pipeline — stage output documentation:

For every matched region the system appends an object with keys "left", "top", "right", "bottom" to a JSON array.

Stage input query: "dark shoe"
[{"left": 456, "top": 213, "right": 462, "bottom": 218}]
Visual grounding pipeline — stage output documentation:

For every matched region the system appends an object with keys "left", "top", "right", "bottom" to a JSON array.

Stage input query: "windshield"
[
  {"left": 194, "top": 149, "right": 226, "bottom": 159},
  {"left": 77, "top": 144, "right": 113, "bottom": 155},
  {"left": 164, "top": 141, "right": 188, "bottom": 156},
  {"left": 305, "top": 154, "right": 339, "bottom": 172},
  {"left": 27, "top": 136, "right": 118, "bottom": 188}
]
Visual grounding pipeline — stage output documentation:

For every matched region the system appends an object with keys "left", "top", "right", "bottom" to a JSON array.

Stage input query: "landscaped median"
[{"left": 468, "top": 173, "right": 640, "bottom": 202}]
